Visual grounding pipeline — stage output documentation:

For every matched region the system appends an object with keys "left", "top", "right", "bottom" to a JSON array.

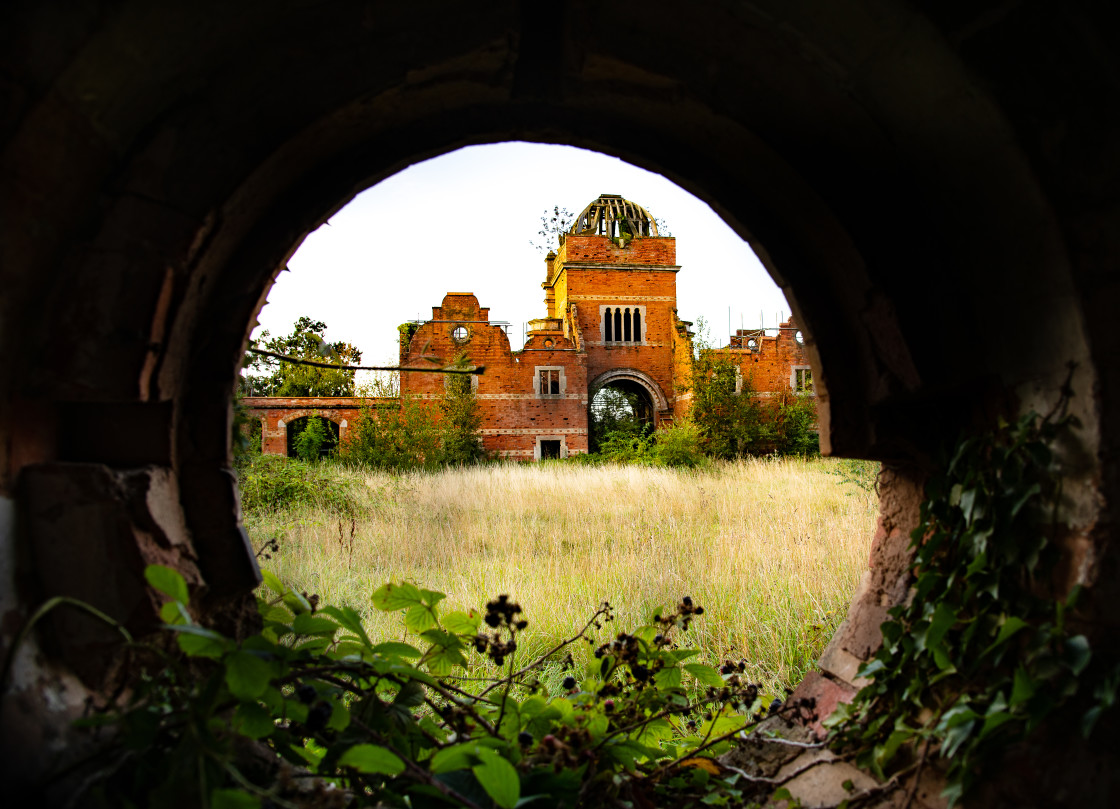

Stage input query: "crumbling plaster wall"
[{"left": 1, "top": 1, "right": 1117, "bottom": 804}]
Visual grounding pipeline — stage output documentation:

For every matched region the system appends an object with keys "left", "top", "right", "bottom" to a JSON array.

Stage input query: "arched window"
[
  {"left": 614, "top": 308, "right": 622, "bottom": 342},
  {"left": 604, "top": 309, "right": 612, "bottom": 341},
  {"left": 632, "top": 309, "right": 641, "bottom": 343}
]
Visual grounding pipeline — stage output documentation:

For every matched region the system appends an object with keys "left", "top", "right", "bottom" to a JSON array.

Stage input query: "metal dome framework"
[{"left": 569, "top": 194, "right": 660, "bottom": 239}]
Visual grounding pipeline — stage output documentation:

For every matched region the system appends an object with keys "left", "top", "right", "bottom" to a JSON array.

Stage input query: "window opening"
[
  {"left": 633, "top": 309, "right": 641, "bottom": 342},
  {"left": 614, "top": 308, "right": 622, "bottom": 341},
  {"left": 604, "top": 310, "right": 613, "bottom": 341},
  {"left": 539, "top": 369, "right": 561, "bottom": 395},
  {"left": 793, "top": 367, "right": 813, "bottom": 392},
  {"left": 624, "top": 308, "right": 632, "bottom": 341},
  {"left": 451, "top": 325, "right": 469, "bottom": 342},
  {"left": 540, "top": 439, "right": 562, "bottom": 460}
]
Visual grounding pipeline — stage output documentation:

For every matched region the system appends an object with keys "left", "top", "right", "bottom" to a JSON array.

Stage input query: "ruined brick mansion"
[{"left": 243, "top": 194, "right": 813, "bottom": 459}]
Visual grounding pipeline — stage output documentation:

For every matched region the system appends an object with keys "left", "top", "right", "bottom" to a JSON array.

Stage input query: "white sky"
[{"left": 254, "top": 142, "right": 790, "bottom": 366}]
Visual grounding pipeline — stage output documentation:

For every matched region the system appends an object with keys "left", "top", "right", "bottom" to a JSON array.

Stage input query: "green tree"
[
  {"left": 241, "top": 316, "right": 362, "bottom": 396},
  {"left": 292, "top": 414, "right": 333, "bottom": 462},
  {"left": 339, "top": 397, "right": 442, "bottom": 471},
  {"left": 439, "top": 356, "right": 483, "bottom": 465},
  {"left": 590, "top": 387, "right": 645, "bottom": 449}
]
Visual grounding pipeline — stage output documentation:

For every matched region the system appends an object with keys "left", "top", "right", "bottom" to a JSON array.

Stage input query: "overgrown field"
[{"left": 241, "top": 457, "right": 878, "bottom": 695}]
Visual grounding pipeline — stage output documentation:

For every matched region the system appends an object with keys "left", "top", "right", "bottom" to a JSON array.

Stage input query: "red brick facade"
[{"left": 244, "top": 195, "right": 815, "bottom": 458}]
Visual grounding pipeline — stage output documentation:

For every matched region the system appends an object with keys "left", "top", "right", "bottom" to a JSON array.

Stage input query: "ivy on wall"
[{"left": 828, "top": 407, "right": 1116, "bottom": 804}]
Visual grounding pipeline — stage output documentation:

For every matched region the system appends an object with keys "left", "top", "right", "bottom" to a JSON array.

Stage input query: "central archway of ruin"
[{"left": 2, "top": 3, "right": 1116, "bottom": 805}]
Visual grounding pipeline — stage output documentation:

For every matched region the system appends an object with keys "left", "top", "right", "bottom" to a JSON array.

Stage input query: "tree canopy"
[{"left": 241, "top": 316, "right": 362, "bottom": 397}]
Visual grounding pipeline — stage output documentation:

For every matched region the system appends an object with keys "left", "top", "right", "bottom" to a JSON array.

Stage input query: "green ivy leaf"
[
  {"left": 1065, "top": 635, "right": 1091, "bottom": 676},
  {"left": 226, "top": 650, "right": 274, "bottom": 700},
  {"left": 925, "top": 602, "right": 958, "bottom": 651},
  {"left": 338, "top": 743, "right": 405, "bottom": 775},
  {"left": 472, "top": 746, "right": 521, "bottom": 809},
  {"left": 144, "top": 564, "right": 189, "bottom": 604}
]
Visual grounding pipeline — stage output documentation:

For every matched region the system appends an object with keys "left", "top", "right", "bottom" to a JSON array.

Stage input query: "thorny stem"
[
  {"left": 653, "top": 705, "right": 802, "bottom": 778},
  {"left": 495, "top": 650, "right": 517, "bottom": 732},
  {"left": 478, "top": 603, "right": 611, "bottom": 698}
]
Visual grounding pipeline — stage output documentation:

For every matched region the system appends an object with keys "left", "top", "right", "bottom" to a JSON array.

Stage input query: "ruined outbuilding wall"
[
  {"left": 400, "top": 293, "right": 589, "bottom": 459},
  {"left": 241, "top": 397, "right": 395, "bottom": 455},
  {"left": 713, "top": 316, "right": 815, "bottom": 396}
]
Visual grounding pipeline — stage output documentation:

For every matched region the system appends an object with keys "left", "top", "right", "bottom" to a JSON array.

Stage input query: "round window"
[
  {"left": 543, "top": 338, "right": 554, "bottom": 348},
  {"left": 451, "top": 325, "right": 469, "bottom": 342},
  {"left": 794, "top": 330, "right": 804, "bottom": 345},
  {"left": 746, "top": 338, "right": 758, "bottom": 351}
]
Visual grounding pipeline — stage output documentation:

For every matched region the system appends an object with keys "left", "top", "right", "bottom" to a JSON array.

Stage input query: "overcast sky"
[{"left": 255, "top": 142, "right": 790, "bottom": 366}]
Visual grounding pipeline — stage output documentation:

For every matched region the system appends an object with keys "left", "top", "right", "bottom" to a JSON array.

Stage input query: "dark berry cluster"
[
  {"left": 656, "top": 595, "right": 705, "bottom": 633},
  {"left": 472, "top": 594, "right": 527, "bottom": 666}
]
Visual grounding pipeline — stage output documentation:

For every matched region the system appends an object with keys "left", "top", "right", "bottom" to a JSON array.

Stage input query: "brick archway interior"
[{"left": 2, "top": 2, "right": 1117, "bottom": 801}]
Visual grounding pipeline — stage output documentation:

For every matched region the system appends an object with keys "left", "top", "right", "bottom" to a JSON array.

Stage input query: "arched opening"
[
  {"left": 2, "top": 4, "right": 1114, "bottom": 803},
  {"left": 284, "top": 415, "right": 340, "bottom": 459}
]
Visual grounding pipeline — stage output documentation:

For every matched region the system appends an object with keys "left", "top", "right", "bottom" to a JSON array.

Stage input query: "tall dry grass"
[{"left": 243, "top": 457, "right": 878, "bottom": 694}]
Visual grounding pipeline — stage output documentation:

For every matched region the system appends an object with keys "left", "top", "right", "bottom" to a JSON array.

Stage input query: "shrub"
[
  {"left": 292, "top": 413, "right": 334, "bottom": 462},
  {"left": 652, "top": 421, "right": 709, "bottom": 468},
  {"left": 235, "top": 453, "right": 365, "bottom": 516},
  {"left": 339, "top": 396, "right": 443, "bottom": 471},
  {"left": 76, "top": 565, "right": 789, "bottom": 809}
]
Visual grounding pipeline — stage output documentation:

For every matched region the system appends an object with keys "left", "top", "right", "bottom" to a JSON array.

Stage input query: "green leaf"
[
  {"left": 653, "top": 666, "right": 682, "bottom": 689},
  {"left": 1011, "top": 667, "right": 1036, "bottom": 706},
  {"left": 260, "top": 568, "right": 285, "bottom": 597},
  {"left": 234, "top": 701, "right": 276, "bottom": 739},
  {"left": 170, "top": 624, "right": 229, "bottom": 658},
  {"left": 1065, "top": 635, "right": 1091, "bottom": 675},
  {"left": 292, "top": 612, "right": 339, "bottom": 637},
  {"left": 991, "top": 616, "right": 1029, "bottom": 649},
  {"left": 318, "top": 605, "right": 373, "bottom": 648},
  {"left": 372, "top": 582, "right": 424, "bottom": 611},
  {"left": 430, "top": 742, "right": 478, "bottom": 773},
  {"left": 160, "top": 600, "right": 191, "bottom": 625},
  {"left": 282, "top": 590, "right": 313, "bottom": 615},
  {"left": 338, "top": 744, "right": 406, "bottom": 775},
  {"left": 211, "top": 788, "right": 260, "bottom": 809},
  {"left": 472, "top": 746, "right": 521, "bottom": 809},
  {"left": 145, "top": 564, "right": 189, "bottom": 604},
  {"left": 684, "top": 663, "right": 725, "bottom": 688},
  {"left": 405, "top": 603, "right": 439, "bottom": 633},
  {"left": 444, "top": 609, "right": 481, "bottom": 635},
  {"left": 371, "top": 641, "right": 423, "bottom": 660},
  {"left": 226, "top": 650, "right": 274, "bottom": 700},
  {"left": 925, "top": 602, "right": 958, "bottom": 651}
]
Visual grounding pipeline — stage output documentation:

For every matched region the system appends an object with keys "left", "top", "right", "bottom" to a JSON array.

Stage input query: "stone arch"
[
  {"left": 2, "top": 3, "right": 1117, "bottom": 800},
  {"left": 283, "top": 414, "right": 341, "bottom": 459},
  {"left": 589, "top": 368, "right": 670, "bottom": 417}
]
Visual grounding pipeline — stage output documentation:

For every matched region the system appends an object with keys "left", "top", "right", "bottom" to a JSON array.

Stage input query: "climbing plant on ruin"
[{"left": 827, "top": 406, "right": 1113, "bottom": 805}]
